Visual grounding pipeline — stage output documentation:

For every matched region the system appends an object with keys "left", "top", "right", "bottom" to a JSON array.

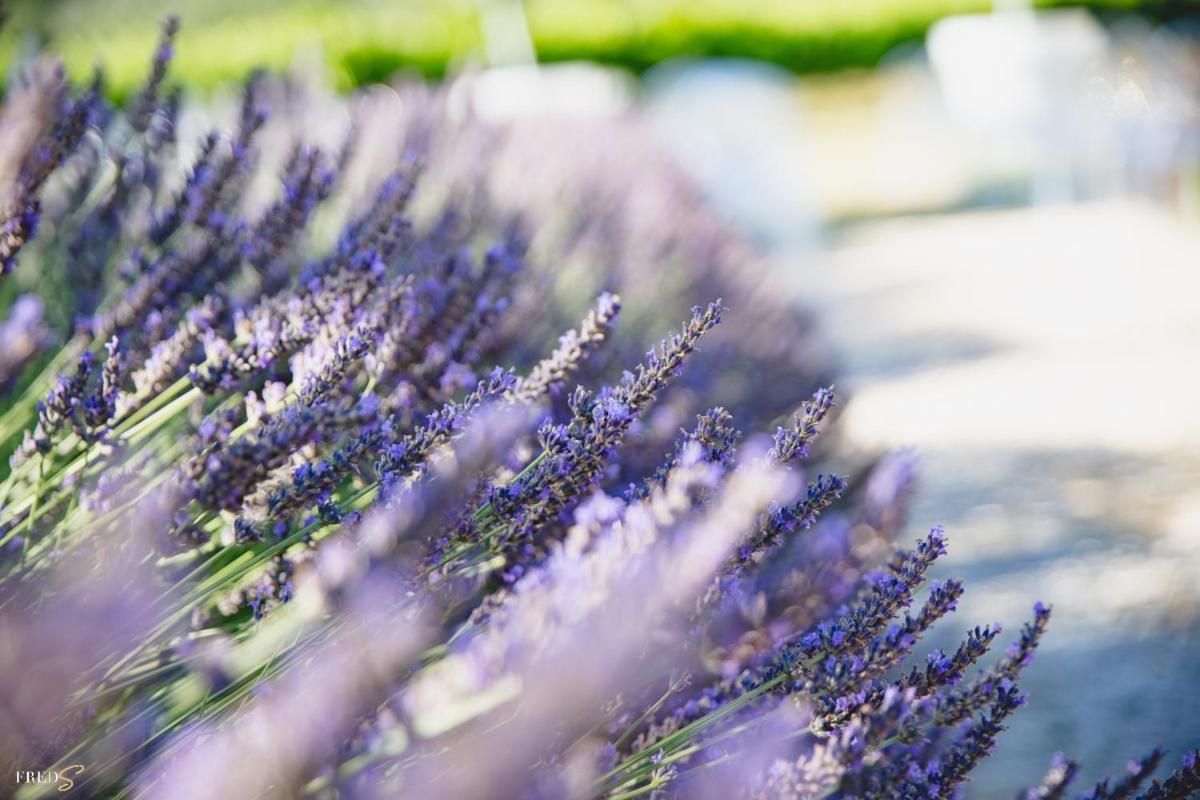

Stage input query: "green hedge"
[{"left": 0, "top": 0, "right": 1180, "bottom": 100}]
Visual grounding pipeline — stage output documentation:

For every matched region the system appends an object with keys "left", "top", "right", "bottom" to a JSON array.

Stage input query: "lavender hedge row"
[{"left": 0, "top": 19, "right": 1195, "bottom": 800}]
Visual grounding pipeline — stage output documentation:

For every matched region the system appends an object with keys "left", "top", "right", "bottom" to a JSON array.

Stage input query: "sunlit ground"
[{"left": 816, "top": 203, "right": 1200, "bottom": 792}]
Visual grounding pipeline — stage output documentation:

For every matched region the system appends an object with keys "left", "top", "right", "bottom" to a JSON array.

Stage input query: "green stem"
[
  {"left": 110, "top": 375, "right": 194, "bottom": 436},
  {"left": 0, "top": 347, "right": 74, "bottom": 443},
  {"left": 595, "top": 673, "right": 786, "bottom": 790}
]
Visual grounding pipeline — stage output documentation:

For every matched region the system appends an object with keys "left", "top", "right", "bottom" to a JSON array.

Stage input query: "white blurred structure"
[
  {"left": 459, "top": 63, "right": 633, "bottom": 121},
  {"left": 928, "top": 10, "right": 1107, "bottom": 203},
  {"left": 643, "top": 60, "right": 821, "bottom": 250},
  {"left": 928, "top": 9, "right": 1200, "bottom": 206}
]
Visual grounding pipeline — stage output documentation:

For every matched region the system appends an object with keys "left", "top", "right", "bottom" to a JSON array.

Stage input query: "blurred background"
[{"left": 4, "top": 0, "right": 1200, "bottom": 795}]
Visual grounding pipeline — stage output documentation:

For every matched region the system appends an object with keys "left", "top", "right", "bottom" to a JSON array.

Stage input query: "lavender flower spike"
[
  {"left": 769, "top": 385, "right": 836, "bottom": 464},
  {"left": 0, "top": 294, "right": 50, "bottom": 390},
  {"left": 509, "top": 291, "right": 621, "bottom": 402},
  {"left": 127, "top": 15, "right": 180, "bottom": 134},
  {"left": 1080, "top": 748, "right": 1164, "bottom": 800},
  {"left": 1140, "top": 750, "right": 1200, "bottom": 800},
  {"left": 935, "top": 601, "right": 1052, "bottom": 726},
  {"left": 1021, "top": 752, "right": 1080, "bottom": 800},
  {"left": 936, "top": 682, "right": 1028, "bottom": 795}
]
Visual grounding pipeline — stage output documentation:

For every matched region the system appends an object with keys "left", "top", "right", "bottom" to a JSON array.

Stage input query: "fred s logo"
[
  {"left": 14, "top": 764, "right": 85, "bottom": 792},
  {"left": 56, "top": 765, "right": 85, "bottom": 792}
]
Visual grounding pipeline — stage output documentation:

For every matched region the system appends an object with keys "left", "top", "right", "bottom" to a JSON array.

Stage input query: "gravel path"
[{"left": 813, "top": 202, "right": 1200, "bottom": 795}]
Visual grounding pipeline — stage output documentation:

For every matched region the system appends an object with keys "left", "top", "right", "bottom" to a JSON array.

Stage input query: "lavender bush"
[{"left": 0, "top": 20, "right": 1196, "bottom": 800}]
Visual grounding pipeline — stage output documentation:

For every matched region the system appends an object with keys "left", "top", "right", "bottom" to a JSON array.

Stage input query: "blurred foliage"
[{"left": 0, "top": 0, "right": 1187, "bottom": 99}]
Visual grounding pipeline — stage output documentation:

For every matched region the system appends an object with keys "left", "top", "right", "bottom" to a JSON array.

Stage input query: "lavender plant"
[{"left": 0, "top": 20, "right": 1195, "bottom": 800}]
